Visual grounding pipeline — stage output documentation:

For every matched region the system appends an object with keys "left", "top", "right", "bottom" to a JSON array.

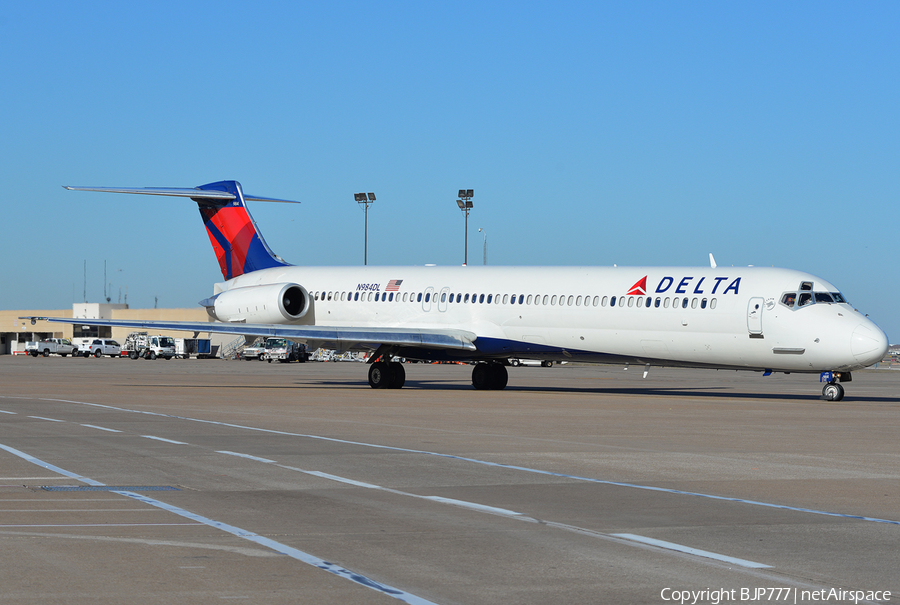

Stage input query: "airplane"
[{"left": 28, "top": 179, "right": 889, "bottom": 401}]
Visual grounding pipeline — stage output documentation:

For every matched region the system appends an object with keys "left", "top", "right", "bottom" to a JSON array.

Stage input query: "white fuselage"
[{"left": 216, "top": 265, "right": 888, "bottom": 373}]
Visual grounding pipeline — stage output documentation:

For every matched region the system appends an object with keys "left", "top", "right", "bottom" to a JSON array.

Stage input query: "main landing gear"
[
  {"left": 368, "top": 360, "right": 406, "bottom": 389},
  {"left": 366, "top": 357, "right": 510, "bottom": 391},
  {"left": 821, "top": 371, "right": 850, "bottom": 402},
  {"left": 472, "top": 362, "right": 508, "bottom": 390}
]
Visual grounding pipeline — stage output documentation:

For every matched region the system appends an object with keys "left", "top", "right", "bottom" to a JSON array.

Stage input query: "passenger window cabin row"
[{"left": 312, "top": 290, "right": 720, "bottom": 310}]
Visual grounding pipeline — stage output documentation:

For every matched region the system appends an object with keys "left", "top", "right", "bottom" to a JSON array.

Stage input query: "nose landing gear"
[
  {"left": 821, "top": 371, "right": 850, "bottom": 401},
  {"left": 821, "top": 382, "right": 844, "bottom": 401}
]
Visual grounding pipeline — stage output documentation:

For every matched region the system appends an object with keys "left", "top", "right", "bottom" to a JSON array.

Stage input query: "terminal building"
[{"left": 0, "top": 304, "right": 234, "bottom": 356}]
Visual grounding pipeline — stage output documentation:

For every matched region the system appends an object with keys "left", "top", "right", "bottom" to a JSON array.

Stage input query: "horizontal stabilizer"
[{"left": 63, "top": 186, "right": 299, "bottom": 204}]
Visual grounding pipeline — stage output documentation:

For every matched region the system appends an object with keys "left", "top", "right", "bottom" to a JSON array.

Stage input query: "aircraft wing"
[{"left": 23, "top": 316, "right": 477, "bottom": 353}]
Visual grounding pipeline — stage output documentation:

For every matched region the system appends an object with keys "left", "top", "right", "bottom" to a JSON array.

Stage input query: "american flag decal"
[{"left": 386, "top": 279, "right": 403, "bottom": 291}]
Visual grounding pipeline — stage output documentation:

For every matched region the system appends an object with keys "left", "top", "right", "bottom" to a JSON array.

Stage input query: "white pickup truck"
[{"left": 25, "top": 338, "right": 77, "bottom": 357}]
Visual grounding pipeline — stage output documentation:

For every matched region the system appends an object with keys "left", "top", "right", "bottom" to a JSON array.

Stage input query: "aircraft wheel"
[
  {"left": 822, "top": 383, "right": 844, "bottom": 402},
  {"left": 488, "top": 363, "right": 508, "bottom": 390},
  {"left": 472, "top": 364, "right": 491, "bottom": 390},
  {"left": 368, "top": 362, "right": 390, "bottom": 389},
  {"left": 510, "top": 359, "right": 520, "bottom": 367},
  {"left": 388, "top": 362, "right": 406, "bottom": 389}
]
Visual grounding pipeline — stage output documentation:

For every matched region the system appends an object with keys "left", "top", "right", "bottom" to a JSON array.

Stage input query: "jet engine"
[{"left": 204, "top": 283, "right": 310, "bottom": 324}]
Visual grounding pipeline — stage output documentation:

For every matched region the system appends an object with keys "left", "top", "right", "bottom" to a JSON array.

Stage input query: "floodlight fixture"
[
  {"left": 455, "top": 188, "right": 474, "bottom": 265},
  {"left": 355, "top": 192, "right": 375, "bottom": 265}
]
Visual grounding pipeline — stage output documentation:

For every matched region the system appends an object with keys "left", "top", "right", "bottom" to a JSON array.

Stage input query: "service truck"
[
  {"left": 25, "top": 338, "right": 77, "bottom": 357},
  {"left": 263, "top": 338, "right": 308, "bottom": 363},
  {"left": 122, "top": 331, "right": 176, "bottom": 360}
]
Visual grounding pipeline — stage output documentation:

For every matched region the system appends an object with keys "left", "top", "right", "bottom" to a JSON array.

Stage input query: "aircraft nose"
[{"left": 851, "top": 322, "right": 889, "bottom": 366}]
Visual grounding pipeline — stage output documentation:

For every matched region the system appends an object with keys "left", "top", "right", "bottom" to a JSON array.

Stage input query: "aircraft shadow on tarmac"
[{"left": 119, "top": 381, "right": 900, "bottom": 403}]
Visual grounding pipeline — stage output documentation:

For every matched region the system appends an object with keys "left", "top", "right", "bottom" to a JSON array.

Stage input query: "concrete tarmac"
[{"left": 0, "top": 356, "right": 898, "bottom": 604}]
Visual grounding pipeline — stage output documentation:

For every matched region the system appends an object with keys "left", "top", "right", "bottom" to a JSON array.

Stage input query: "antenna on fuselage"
[{"left": 709, "top": 253, "right": 717, "bottom": 268}]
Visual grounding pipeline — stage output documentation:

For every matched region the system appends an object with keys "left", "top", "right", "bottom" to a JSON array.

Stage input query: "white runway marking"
[
  {"left": 0, "top": 410, "right": 16, "bottom": 415},
  {"left": 0, "top": 523, "right": 203, "bottom": 528},
  {"left": 0, "top": 509, "right": 163, "bottom": 513},
  {"left": 0, "top": 477, "right": 77, "bottom": 481},
  {"left": 611, "top": 533, "right": 772, "bottom": 568},
  {"left": 141, "top": 435, "right": 187, "bottom": 444},
  {"left": 81, "top": 424, "right": 121, "bottom": 432},
  {"left": 217, "top": 451, "right": 276, "bottom": 464},
  {"left": 28, "top": 416, "right": 65, "bottom": 422}
]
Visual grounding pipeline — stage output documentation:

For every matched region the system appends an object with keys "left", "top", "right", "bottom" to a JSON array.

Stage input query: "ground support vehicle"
[
  {"left": 240, "top": 337, "right": 267, "bottom": 360},
  {"left": 26, "top": 338, "right": 77, "bottom": 357},
  {"left": 509, "top": 358, "right": 554, "bottom": 367},
  {"left": 174, "top": 338, "right": 212, "bottom": 359},
  {"left": 263, "top": 338, "right": 308, "bottom": 363},
  {"left": 84, "top": 339, "right": 122, "bottom": 358},
  {"left": 122, "top": 332, "right": 176, "bottom": 360}
]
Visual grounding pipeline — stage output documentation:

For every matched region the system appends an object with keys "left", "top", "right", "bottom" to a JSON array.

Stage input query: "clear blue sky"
[{"left": 2, "top": 2, "right": 898, "bottom": 342}]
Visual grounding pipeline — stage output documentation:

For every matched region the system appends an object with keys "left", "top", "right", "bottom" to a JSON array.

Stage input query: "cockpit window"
[
  {"left": 785, "top": 290, "right": 847, "bottom": 309},
  {"left": 800, "top": 282, "right": 813, "bottom": 291}
]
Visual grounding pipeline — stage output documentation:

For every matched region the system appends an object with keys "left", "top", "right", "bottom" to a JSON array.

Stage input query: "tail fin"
[
  {"left": 194, "top": 180, "right": 291, "bottom": 280},
  {"left": 64, "top": 180, "right": 296, "bottom": 280}
]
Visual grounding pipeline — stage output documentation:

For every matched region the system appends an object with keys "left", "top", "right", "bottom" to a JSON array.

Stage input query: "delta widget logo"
[
  {"left": 627, "top": 276, "right": 647, "bottom": 296},
  {"left": 626, "top": 275, "right": 741, "bottom": 296}
]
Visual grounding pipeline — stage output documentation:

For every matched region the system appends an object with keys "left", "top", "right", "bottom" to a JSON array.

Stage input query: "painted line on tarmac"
[
  {"left": 0, "top": 523, "right": 204, "bottom": 528},
  {"left": 611, "top": 533, "right": 771, "bottom": 569},
  {"left": 217, "top": 451, "right": 276, "bottom": 464},
  {"left": 81, "top": 424, "right": 122, "bottom": 432},
  {"left": 0, "top": 439, "right": 441, "bottom": 605},
  {"left": 142, "top": 435, "right": 187, "bottom": 445},
  {"left": 8, "top": 395, "right": 900, "bottom": 527},
  {"left": 0, "top": 477, "right": 76, "bottom": 481},
  {"left": 0, "top": 443, "right": 104, "bottom": 487},
  {"left": 0, "top": 410, "right": 16, "bottom": 415},
  {"left": 28, "top": 416, "right": 66, "bottom": 423}
]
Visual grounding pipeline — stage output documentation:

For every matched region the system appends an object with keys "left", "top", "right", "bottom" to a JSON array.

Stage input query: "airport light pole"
[
  {"left": 456, "top": 189, "right": 474, "bottom": 265},
  {"left": 478, "top": 228, "right": 487, "bottom": 265},
  {"left": 355, "top": 192, "right": 375, "bottom": 265}
]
